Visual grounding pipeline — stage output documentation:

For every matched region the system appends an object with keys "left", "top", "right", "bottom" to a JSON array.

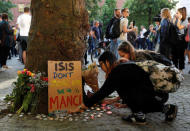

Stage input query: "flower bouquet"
[
  {"left": 82, "top": 62, "right": 99, "bottom": 93},
  {"left": 4, "top": 69, "right": 48, "bottom": 114}
]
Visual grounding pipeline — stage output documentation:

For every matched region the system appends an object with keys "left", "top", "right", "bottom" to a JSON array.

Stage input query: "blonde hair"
[
  {"left": 118, "top": 41, "right": 136, "bottom": 61},
  {"left": 161, "top": 8, "right": 171, "bottom": 21}
]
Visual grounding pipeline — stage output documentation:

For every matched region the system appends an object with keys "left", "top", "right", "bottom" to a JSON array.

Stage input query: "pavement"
[{"left": 0, "top": 55, "right": 190, "bottom": 131}]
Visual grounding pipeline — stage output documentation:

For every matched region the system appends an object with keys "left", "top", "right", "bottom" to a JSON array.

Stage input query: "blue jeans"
[
  {"left": 110, "top": 39, "right": 120, "bottom": 59},
  {"left": 146, "top": 39, "right": 154, "bottom": 51}
]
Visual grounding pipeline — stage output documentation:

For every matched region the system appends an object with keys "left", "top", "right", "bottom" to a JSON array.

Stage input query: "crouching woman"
[{"left": 80, "top": 51, "right": 177, "bottom": 124}]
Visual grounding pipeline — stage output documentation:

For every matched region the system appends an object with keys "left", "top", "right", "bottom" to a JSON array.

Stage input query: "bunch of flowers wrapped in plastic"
[
  {"left": 5, "top": 69, "right": 48, "bottom": 114},
  {"left": 136, "top": 60, "right": 184, "bottom": 93},
  {"left": 82, "top": 62, "right": 99, "bottom": 93}
]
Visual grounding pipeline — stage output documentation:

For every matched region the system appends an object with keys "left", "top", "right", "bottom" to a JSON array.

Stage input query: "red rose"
[{"left": 30, "top": 84, "right": 35, "bottom": 93}]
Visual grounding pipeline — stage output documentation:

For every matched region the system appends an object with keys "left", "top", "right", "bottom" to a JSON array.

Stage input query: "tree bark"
[{"left": 26, "top": 0, "right": 89, "bottom": 74}]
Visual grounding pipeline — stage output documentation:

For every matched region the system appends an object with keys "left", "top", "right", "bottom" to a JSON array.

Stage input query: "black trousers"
[
  {"left": 160, "top": 43, "right": 172, "bottom": 60},
  {"left": 171, "top": 41, "right": 186, "bottom": 70},
  {"left": 0, "top": 45, "right": 10, "bottom": 66},
  {"left": 126, "top": 90, "right": 168, "bottom": 114}
]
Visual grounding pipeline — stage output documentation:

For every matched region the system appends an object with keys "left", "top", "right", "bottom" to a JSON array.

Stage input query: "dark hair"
[
  {"left": 98, "top": 51, "right": 117, "bottom": 67},
  {"left": 114, "top": 8, "right": 120, "bottom": 11},
  {"left": 188, "top": 17, "right": 190, "bottom": 22},
  {"left": 2, "top": 13, "right": 8, "bottom": 20},
  {"left": 121, "top": 8, "right": 128, "bottom": 13},
  {"left": 178, "top": 7, "right": 186, "bottom": 21},
  {"left": 0, "top": 14, "right": 2, "bottom": 18},
  {"left": 24, "top": 7, "right": 30, "bottom": 13}
]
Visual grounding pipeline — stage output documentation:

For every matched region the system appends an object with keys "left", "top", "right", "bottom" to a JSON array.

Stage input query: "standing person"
[
  {"left": 120, "top": 8, "right": 134, "bottom": 42},
  {"left": 172, "top": 7, "right": 188, "bottom": 72},
  {"left": 92, "top": 21, "right": 102, "bottom": 57},
  {"left": 154, "top": 16, "right": 161, "bottom": 52},
  {"left": 105, "top": 9, "right": 121, "bottom": 59},
  {"left": 138, "top": 26, "right": 147, "bottom": 49},
  {"left": 144, "top": 25, "right": 156, "bottom": 51},
  {"left": 0, "top": 13, "right": 13, "bottom": 69},
  {"left": 160, "top": 8, "right": 172, "bottom": 60},
  {"left": 92, "top": 21, "right": 101, "bottom": 43},
  {"left": 0, "top": 14, "right": 2, "bottom": 68},
  {"left": 16, "top": 7, "right": 31, "bottom": 65},
  {"left": 0, "top": 14, "right": 2, "bottom": 22},
  {"left": 186, "top": 17, "right": 190, "bottom": 64},
  {"left": 127, "top": 21, "right": 137, "bottom": 48}
]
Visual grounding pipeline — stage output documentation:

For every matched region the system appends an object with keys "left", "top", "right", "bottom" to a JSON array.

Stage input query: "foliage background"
[
  {"left": 122, "top": 0, "right": 177, "bottom": 28},
  {"left": 85, "top": 0, "right": 178, "bottom": 33},
  {"left": 0, "top": 0, "right": 16, "bottom": 20}
]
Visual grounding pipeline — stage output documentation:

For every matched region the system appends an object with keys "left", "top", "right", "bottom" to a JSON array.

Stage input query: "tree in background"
[
  {"left": 85, "top": 0, "right": 102, "bottom": 25},
  {"left": 124, "top": 0, "right": 177, "bottom": 28},
  {"left": 0, "top": 0, "right": 16, "bottom": 20},
  {"left": 100, "top": 0, "right": 116, "bottom": 33}
]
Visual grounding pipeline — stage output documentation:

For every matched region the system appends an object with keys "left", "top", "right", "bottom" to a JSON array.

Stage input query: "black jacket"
[{"left": 84, "top": 63, "right": 156, "bottom": 108}]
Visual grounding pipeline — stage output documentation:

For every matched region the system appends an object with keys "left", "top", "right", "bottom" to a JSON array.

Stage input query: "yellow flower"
[
  {"left": 31, "top": 73, "right": 35, "bottom": 77},
  {"left": 17, "top": 71, "right": 22, "bottom": 75},
  {"left": 24, "top": 69, "right": 28, "bottom": 72}
]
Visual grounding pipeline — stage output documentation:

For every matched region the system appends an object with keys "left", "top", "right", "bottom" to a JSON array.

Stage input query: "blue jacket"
[{"left": 160, "top": 19, "right": 169, "bottom": 44}]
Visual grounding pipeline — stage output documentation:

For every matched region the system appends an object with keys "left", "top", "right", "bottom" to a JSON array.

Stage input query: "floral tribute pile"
[{"left": 5, "top": 69, "right": 48, "bottom": 114}]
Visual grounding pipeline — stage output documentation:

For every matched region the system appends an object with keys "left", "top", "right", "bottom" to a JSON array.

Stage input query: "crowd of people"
[
  {"left": 0, "top": 7, "right": 31, "bottom": 71},
  {"left": 82, "top": 6, "right": 190, "bottom": 124},
  {"left": 87, "top": 7, "right": 190, "bottom": 73}
]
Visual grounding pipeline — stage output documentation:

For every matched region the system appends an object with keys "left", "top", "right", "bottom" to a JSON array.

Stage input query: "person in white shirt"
[
  {"left": 120, "top": 8, "right": 134, "bottom": 42},
  {"left": 138, "top": 26, "right": 147, "bottom": 49},
  {"left": 17, "top": 7, "right": 31, "bottom": 65}
]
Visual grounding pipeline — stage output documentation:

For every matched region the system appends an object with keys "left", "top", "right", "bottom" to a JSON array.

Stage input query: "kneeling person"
[{"left": 82, "top": 51, "right": 178, "bottom": 124}]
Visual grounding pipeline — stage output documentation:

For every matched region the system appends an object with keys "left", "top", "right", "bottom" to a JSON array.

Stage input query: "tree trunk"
[{"left": 26, "top": 0, "right": 89, "bottom": 74}]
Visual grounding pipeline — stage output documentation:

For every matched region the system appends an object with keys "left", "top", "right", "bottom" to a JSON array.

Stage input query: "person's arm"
[
  {"left": 83, "top": 71, "right": 118, "bottom": 107},
  {"left": 122, "top": 19, "right": 133, "bottom": 33},
  {"left": 177, "top": 19, "right": 186, "bottom": 30}
]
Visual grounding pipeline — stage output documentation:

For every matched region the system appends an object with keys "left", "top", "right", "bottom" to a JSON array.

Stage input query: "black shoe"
[
  {"left": 85, "top": 61, "right": 89, "bottom": 65},
  {"left": 164, "top": 104, "right": 178, "bottom": 122},
  {"left": 122, "top": 112, "right": 146, "bottom": 125}
]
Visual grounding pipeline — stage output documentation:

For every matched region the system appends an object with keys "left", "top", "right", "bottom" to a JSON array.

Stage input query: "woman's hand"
[
  {"left": 102, "top": 97, "right": 120, "bottom": 104},
  {"left": 68, "top": 103, "right": 88, "bottom": 113},
  {"left": 114, "top": 103, "right": 127, "bottom": 108},
  {"left": 119, "top": 57, "right": 129, "bottom": 63}
]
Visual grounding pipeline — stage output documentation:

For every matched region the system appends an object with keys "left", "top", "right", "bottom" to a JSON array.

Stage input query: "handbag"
[{"left": 185, "top": 24, "right": 190, "bottom": 42}]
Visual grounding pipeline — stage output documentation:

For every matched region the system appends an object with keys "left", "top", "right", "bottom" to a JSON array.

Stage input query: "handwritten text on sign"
[{"left": 48, "top": 61, "right": 82, "bottom": 113}]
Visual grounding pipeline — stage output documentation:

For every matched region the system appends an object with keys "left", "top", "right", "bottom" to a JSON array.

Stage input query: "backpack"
[
  {"left": 106, "top": 18, "right": 121, "bottom": 39},
  {"left": 136, "top": 60, "right": 184, "bottom": 93}
]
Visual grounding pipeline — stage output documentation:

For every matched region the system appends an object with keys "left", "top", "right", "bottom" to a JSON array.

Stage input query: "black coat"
[{"left": 84, "top": 62, "right": 166, "bottom": 113}]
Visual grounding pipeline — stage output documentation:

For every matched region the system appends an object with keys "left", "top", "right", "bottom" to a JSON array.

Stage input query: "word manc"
[{"left": 49, "top": 95, "right": 82, "bottom": 110}]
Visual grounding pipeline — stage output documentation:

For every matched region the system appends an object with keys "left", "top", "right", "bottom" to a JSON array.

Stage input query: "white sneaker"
[{"left": 0, "top": 68, "right": 6, "bottom": 72}]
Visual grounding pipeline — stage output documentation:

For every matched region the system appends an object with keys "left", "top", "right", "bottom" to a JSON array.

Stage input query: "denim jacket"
[{"left": 160, "top": 18, "right": 169, "bottom": 43}]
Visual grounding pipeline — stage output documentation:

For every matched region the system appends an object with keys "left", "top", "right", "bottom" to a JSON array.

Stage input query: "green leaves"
[
  {"left": 0, "top": 1, "right": 16, "bottom": 20},
  {"left": 23, "top": 92, "right": 33, "bottom": 112},
  {"left": 124, "top": 0, "right": 178, "bottom": 27},
  {"left": 6, "top": 70, "right": 48, "bottom": 114}
]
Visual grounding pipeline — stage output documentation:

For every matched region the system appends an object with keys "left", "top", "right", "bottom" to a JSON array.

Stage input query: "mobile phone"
[{"left": 133, "top": 21, "right": 135, "bottom": 27}]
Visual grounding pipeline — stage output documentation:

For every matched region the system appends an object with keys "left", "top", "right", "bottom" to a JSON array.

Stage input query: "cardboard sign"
[{"left": 48, "top": 61, "right": 82, "bottom": 113}]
